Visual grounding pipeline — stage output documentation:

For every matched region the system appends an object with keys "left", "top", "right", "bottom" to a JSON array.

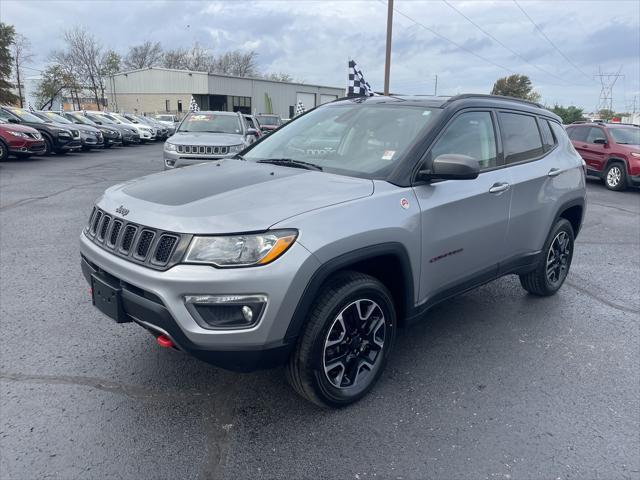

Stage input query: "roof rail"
[{"left": 444, "top": 93, "right": 544, "bottom": 109}]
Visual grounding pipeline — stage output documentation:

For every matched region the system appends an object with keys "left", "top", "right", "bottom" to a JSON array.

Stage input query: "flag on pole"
[
  {"left": 189, "top": 96, "right": 200, "bottom": 112},
  {"left": 28, "top": 102, "right": 35, "bottom": 112},
  {"left": 295, "top": 101, "right": 305, "bottom": 116},
  {"left": 347, "top": 60, "right": 375, "bottom": 97}
]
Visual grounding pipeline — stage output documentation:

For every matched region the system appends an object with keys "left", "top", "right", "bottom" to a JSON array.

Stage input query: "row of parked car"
[{"left": 0, "top": 106, "right": 178, "bottom": 161}]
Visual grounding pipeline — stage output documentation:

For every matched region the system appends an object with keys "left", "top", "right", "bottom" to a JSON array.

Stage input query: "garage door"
[
  {"left": 319, "top": 94, "right": 338, "bottom": 105},
  {"left": 296, "top": 92, "right": 316, "bottom": 109}
]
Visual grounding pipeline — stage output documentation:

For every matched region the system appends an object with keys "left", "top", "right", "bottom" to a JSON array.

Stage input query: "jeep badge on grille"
[{"left": 115, "top": 205, "right": 130, "bottom": 217}]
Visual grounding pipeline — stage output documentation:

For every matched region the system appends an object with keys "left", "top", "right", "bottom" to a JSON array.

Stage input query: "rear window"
[{"left": 498, "top": 112, "right": 544, "bottom": 163}]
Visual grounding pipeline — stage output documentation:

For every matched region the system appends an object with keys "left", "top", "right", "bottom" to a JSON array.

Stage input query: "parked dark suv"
[
  {"left": 0, "top": 106, "right": 81, "bottom": 155},
  {"left": 82, "top": 94, "right": 586, "bottom": 407},
  {"left": 565, "top": 122, "right": 640, "bottom": 190}
]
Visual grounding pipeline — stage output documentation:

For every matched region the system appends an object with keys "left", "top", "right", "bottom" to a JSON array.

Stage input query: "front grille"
[
  {"left": 85, "top": 207, "right": 185, "bottom": 270},
  {"left": 176, "top": 145, "right": 229, "bottom": 155},
  {"left": 71, "top": 129, "right": 80, "bottom": 139}
]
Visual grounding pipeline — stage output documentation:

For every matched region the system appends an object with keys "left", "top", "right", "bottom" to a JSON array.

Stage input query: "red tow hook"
[{"left": 156, "top": 334, "right": 174, "bottom": 348}]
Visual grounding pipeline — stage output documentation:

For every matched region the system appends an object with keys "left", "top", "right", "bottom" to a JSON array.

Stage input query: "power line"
[
  {"left": 441, "top": 0, "right": 583, "bottom": 86},
  {"left": 513, "top": 0, "right": 593, "bottom": 82},
  {"left": 386, "top": 1, "right": 517, "bottom": 75}
]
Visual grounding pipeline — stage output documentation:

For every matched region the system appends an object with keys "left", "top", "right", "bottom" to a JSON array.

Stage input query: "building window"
[
  {"left": 231, "top": 96, "right": 251, "bottom": 113},
  {"left": 165, "top": 100, "right": 170, "bottom": 112},
  {"left": 177, "top": 100, "right": 183, "bottom": 113}
]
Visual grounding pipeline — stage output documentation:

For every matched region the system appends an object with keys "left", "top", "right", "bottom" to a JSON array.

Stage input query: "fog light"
[
  {"left": 241, "top": 305, "right": 253, "bottom": 322},
  {"left": 184, "top": 294, "right": 267, "bottom": 330}
]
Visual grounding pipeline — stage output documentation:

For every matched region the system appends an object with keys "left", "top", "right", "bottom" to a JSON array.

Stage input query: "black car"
[
  {"left": 63, "top": 111, "right": 122, "bottom": 148},
  {"left": 84, "top": 112, "right": 138, "bottom": 145},
  {"left": 0, "top": 106, "right": 81, "bottom": 155}
]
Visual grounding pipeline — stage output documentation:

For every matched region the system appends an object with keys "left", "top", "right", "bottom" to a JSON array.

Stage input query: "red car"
[
  {"left": 565, "top": 122, "right": 640, "bottom": 191},
  {"left": 0, "top": 120, "right": 46, "bottom": 160}
]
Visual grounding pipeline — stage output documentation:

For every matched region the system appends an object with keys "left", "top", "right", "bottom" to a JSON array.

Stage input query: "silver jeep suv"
[
  {"left": 81, "top": 94, "right": 586, "bottom": 408},
  {"left": 163, "top": 111, "right": 259, "bottom": 169}
]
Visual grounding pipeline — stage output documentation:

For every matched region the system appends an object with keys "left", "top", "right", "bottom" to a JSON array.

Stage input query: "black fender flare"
[
  {"left": 284, "top": 242, "right": 415, "bottom": 342},
  {"left": 552, "top": 197, "right": 585, "bottom": 238},
  {"left": 605, "top": 157, "right": 628, "bottom": 174}
]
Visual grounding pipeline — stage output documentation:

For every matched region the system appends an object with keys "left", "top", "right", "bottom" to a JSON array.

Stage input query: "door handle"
[
  {"left": 548, "top": 168, "right": 561, "bottom": 177},
  {"left": 489, "top": 182, "right": 510, "bottom": 194}
]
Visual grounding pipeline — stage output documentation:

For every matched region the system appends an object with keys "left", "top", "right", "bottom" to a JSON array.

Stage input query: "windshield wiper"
[{"left": 256, "top": 158, "right": 323, "bottom": 171}]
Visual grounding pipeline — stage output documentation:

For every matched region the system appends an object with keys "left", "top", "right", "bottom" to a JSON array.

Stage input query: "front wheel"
[
  {"left": 0, "top": 141, "right": 7, "bottom": 161},
  {"left": 519, "top": 218, "right": 574, "bottom": 296},
  {"left": 604, "top": 163, "right": 627, "bottom": 191},
  {"left": 286, "top": 271, "right": 396, "bottom": 408}
]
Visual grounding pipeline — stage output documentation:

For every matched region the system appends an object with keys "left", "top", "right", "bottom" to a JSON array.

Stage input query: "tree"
[
  {"left": 163, "top": 47, "right": 189, "bottom": 69},
  {"left": 263, "top": 72, "right": 293, "bottom": 82},
  {"left": 123, "top": 41, "right": 163, "bottom": 70},
  {"left": 550, "top": 104, "right": 585, "bottom": 124},
  {"left": 34, "top": 64, "right": 73, "bottom": 110},
  {"left": 211, "top": 50, "right": 258, "bottom": 77},
  {"left": 61, "top": 27, "right": 106, "bottom": 109},
  {"left": 0, "top": 22, "right": 19, "bottom": 105},
  {"left": 100, "top": 49, "right": 121, "bottom": 76},
  {"left": 491, "top": 74, "right": 541, "bottom": 102},
  {"left": 12, "top": 33, "right": 33, "bottom": 107}
]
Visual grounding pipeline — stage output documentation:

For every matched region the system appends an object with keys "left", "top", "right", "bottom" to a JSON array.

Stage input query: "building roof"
[{"left": 111, "top": 67, "right": 343, "bottom": 91}]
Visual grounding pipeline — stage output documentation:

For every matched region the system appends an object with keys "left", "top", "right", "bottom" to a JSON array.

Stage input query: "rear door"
[
  {"left": 413, "top": 110, "right": 512, "bottom": 304},
  {"left": 582, "top": 126, "right": 608, "bottom": 172},
  {"left": 499, "top": 113, "right": 573, "bottom": 269}
]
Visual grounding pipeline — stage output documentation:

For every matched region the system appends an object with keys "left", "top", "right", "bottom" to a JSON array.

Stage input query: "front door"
[{"left": 413, "top": 110, "right": 511, "bottom": 305}]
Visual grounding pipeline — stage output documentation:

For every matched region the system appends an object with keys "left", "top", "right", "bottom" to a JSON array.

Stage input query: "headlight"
[
  {"left": 164, "top": 141, "right": 177, "bottom": 152},
  {"left": 228, "top": 144, "right": 244, "bottom": 153},
  {"left": 631, "top": 152, "right": 640, "bottom": 158},
  {"left": 8, "top": 131, "right": 28, "bottom": 138},
  {"left": 184, "top": 230, "right": 297, "bottom": 267}
]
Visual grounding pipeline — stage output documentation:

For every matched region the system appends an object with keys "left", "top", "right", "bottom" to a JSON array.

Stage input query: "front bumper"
[
  {"left": 163, "top": 150, "right": 234, "bottom": 169},
  {"left": 56, "top": 137, "right": 82, "bottom": 151},
  {"left": 79, "top": 232, "right": 320, "bottom": 371},
  {"left": 8, "top": 139, "right": 46, "bottom": 155},
  {"left": 628, "top": 174, "right": 640, "bottom": 187},
  {"left": 80, "top": 132, "right": 103, "bottom": 147}
]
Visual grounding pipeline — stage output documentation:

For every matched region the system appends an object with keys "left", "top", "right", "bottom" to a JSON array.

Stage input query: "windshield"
[
  {"left": 123, "top": 115, "right": 140, "bottom": 123},
  {"left": 40, "top": 112, "right": 72, "bottom": 124},
  {"left": 609, "top": 127, "right": 640, "bottom": 145},
  {"left": 156, "top": 115, "right": 174, "bottom": 122},
  {"left": 256, "top": 115, "right": 280, "bottom": 126},
  {"left": 178, "top": 113, "right": 242, "bottom": 134},
  {"left": 68, "top": 113, "right": 96, "bottom": 126},
  {"left": 244, "top": 104, "right": 439, "bottom": 177},
  {"left": 87, "top": 113, "right": 114, "bottom": 125},
  {"left": 109, "top": 113, "right": 132, "bottom": 124},
  {"left": 5, "top": 107, "right": 44, "bottom": 123}
]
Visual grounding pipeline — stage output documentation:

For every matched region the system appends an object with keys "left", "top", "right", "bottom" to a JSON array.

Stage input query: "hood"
[
  {"left": 98, "top": 160, "right": 373, "bottom": 233},
  {"left": 0, "top": 123, "right": 40, "bottom": 134},
  {"left": 169, "top": 131, "right": 244, "bottom": 146}
]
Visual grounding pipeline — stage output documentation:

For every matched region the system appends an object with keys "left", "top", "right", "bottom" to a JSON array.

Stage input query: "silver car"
[
  {"left": 80, "top": 94, "right": 586, "bottom": 408},
  {"left": 163, "top": 111, "right": 259, "bottom": 169}
]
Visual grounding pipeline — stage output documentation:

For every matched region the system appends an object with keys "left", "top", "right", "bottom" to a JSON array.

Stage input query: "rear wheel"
[
  {"left": 519, "top": 218, "right": 574, "bottom": 296},
  {"left": 604, "top": 163, "right": 627, "bottom": 191},
  {"left": 286, "top": 271, "right": 396, "bottom": 408}
]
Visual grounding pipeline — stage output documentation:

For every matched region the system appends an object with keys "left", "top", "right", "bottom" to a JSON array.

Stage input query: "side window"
[
  {"left": 498, "top": 112, "right": 544, "bottom": 164},
  {"left": 585, "top": 127, "right": 606, "bottom": 144},
  {"left": 567, "top": 126, "right": 588, "bottom": 142},
  {"left": 549, "top": 121, "right": 568, "bottom": 144},
  {"left": 430, "top": 111, "right": 497, "bottom": 170},
  {"left": 538, "top": 118, "right": 555, "bottom": 151}
]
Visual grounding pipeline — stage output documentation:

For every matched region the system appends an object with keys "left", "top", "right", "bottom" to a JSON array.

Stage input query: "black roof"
[{"left": 330, "top": 94, "right": 560, "bottom": 122}]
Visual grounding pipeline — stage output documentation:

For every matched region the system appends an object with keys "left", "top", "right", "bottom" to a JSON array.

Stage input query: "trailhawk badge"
[{"left": 115, "top": 205, "right": 130, "bottom": 217}]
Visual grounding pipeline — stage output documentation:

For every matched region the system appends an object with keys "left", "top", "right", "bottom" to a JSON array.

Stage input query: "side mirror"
[
  {"left": 593, "top": 138, "right": 607, "bottom": 145},
  {"left": 7, "top": 117, "right": 19, "bottom": 124},
  {"left": 417, "top": 154, "right": 480, "bottom": 181},
  {"left": 247, "top": 128, "right": 259, "bottom": 137}
]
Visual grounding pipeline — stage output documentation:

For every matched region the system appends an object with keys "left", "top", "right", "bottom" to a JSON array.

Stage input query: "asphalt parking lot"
[{"left": 1, "top": 143, "right": 638, "bottom": 480}]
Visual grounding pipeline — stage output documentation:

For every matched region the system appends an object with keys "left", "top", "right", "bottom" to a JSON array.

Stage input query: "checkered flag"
[
  {"left": 295, "top": 101, "right": 305, "bottom": 116},
  {"left": 347, "top": 60, "right": 374, "bottom": 97},
  {"left": 28, "top": 102, "right": 35, "bottom": 112},
  {"left": 189, "top": 96, "right": 200, "bottom": 112}
]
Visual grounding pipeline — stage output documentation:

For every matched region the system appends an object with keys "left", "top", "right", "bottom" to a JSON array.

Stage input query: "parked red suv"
[
  {"left": 0, "top": 120, "right": 46, "bottom": 160},
  {"left": 565, "top": 122, "right": 640, "bottom": 191}
]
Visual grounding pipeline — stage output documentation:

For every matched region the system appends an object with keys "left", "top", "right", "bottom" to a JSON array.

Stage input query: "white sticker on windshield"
[{"left": 382, "top": 150, "right": 396, "bottom": 161}]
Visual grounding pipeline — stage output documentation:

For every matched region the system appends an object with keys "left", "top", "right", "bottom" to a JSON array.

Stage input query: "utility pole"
[
  {"left": 594, "top": 65, "right": 623, "bottom": 113},
  {"left": 383, "top": 0, "right": 393, "bottom": 95},
  {"left": 434, "top": 75, "right": 438, "bottom": 96}
]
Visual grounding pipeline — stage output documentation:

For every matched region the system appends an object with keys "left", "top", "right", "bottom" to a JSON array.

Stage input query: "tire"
[
  {"left": 0, "top": 141, "right": 8, "bottom": 161},
  {"left": 519, "top": 218, "right": 574, "bottom": 296},
  {"left": 604, "top": 162, "right": 627, "bottom": 191},
  {"left": 286, "top": 271, "right": 397, "bottom": 408},
  {"left": 43, "top": 137, "right": 53, "bottom": 156}
]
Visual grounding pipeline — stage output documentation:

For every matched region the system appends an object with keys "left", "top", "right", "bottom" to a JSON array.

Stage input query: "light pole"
[{"left": 384, "top": 0, "right": 393, "bottom": 95}]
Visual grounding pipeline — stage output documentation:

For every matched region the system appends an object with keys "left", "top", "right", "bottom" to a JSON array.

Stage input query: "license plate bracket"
[{"left": 91, "top": 273, "right": 127, "bottom": 323}]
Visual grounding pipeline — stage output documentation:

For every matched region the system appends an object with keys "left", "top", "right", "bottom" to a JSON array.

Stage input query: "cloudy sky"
[{"left": 3, "top": 0, "right": 639, "bottom": 112}]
